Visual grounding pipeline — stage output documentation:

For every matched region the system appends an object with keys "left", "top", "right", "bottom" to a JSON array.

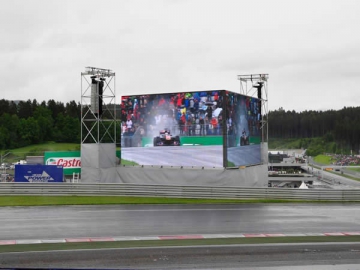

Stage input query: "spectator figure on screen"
[
  {"left": 204, "top": 116, "right": 209, "bottom": 135},
  {"left": 194, "top": 98, "right": 199, "bottom": 113},
  {"left": 121, "top": 110, "right": 127, "bottom": 122},
  {"left": 211, "top": 117, "right": 218, "bottom": 135},
  {"left": 199, "top": 116, "right": 205, "bottom": 135},
  {"left": 179, "top": 113, "right": 186, "bottom": 135},
  {"left": 207, "top": 106, "right": 213, "bottom": 120},
  {"left": 217, "top": 114, "right": 223, "bottom": 135},
  {"left": 184, "top": 96, "right": 190, "bottom": 108},
  {"left": 187, "top": 118, "right": 192, "bottom": 136},
  {"left": 191, "top": 115, "right": 196, "bottom": 136},
  {"left": 126, "top": 117, "right": 133, "bottom": 130},
  {"left": 189, "top": 97, "right": 195, "bottom": 113},
  {"left": 158, "top": 96, "right": 166, "bottom": 107},
  {"left": 122, "top": 122, "right": 127, "bottom": 134}
]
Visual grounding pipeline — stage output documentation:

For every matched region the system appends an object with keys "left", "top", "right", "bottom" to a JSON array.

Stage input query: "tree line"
[
  {"left": 0, "top": 99, "right": 81, "bottom": 150},
  {"left": 268, "top": 107, "right": 360, "bottom": 155},
  {"left": 0, "top": 98, "right": 359, "bottom": 155}
]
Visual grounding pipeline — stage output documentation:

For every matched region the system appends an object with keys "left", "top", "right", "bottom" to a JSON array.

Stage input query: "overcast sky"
[{"left": 1, "top": 0, "right": 359, "bottom": 112}]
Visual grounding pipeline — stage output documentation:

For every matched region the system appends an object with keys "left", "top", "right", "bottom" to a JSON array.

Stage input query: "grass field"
[
  {"left": 120, "top": 160, "right": 139, "bottom": 166},
  {"left": 313, "top": 154, "right": 333, "bottom": 165},
  {"left": 9, "top": 142, "right": 80, "bottom": 154},
  {"left": 0, "top": 196, "right": 321, "bottom": 207},
  {"left": 2, "top": 142, "right": 80, "bottom": 163},
  {"left": 1, "top": 235, "right": 360, "bottom": 253},
  {"left": 1, "top": 142, "right": 138, "bottom": 166}
]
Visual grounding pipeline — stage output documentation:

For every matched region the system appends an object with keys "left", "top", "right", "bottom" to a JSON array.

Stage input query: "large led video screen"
[
  {"left": 225, "top": 92, "right": 262, "bottom": 167},
  {"left": 120, "top": 91, "right": 224, "bottom": 168}
]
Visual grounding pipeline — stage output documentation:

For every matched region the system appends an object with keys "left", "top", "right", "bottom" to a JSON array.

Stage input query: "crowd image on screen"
[{"left": 121, "top": 91, "right": 225, "bottom": 143}]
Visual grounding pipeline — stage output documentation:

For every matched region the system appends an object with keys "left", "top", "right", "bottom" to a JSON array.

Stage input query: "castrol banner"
[{"left": 44, "top": 151, "right": 80, "bottom": 175}]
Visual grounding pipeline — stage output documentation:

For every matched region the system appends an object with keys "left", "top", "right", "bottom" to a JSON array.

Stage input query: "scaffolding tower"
[
  {"left": 237, "top": 74, "right": 269, "bottom": 144},
  {"left": 80, "top": 67, "right": 117, "bottom": 183},
  {"left": 81, "top": 67, "right": 116, "bottom": 144}
]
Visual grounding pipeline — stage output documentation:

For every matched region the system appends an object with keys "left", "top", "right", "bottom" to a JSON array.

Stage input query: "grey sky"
[{"left": 1, "top": 0, "right": 359, "bottom": 112}]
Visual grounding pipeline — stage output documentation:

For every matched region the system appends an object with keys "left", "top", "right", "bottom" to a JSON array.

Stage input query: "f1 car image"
[
  {"left": 240, "top": 129, "right": 250, "bottom": 146},
  {"left": 153, "top": 128, "right": 181, "bottom": 146}
]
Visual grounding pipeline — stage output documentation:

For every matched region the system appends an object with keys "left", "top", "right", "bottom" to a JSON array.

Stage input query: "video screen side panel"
[{"left": 225, "top": 92, "right": 262, "bottom": 167}]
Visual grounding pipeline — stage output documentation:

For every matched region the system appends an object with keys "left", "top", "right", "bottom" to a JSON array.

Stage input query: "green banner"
[
  {"left": 141, "top": 136, "right": 223, "bottom": 146},
  {"left": 44, "top": 151, "right": 81, "bottom": 175},
  {"left": 44, "top": 150, "right": 122, "bottom": 175}
]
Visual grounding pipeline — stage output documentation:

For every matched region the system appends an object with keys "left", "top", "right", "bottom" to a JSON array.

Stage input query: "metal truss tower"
[
  {"left": 80, "top": 67, "right": 117, "bottom": 183},
  {"left": 81, "top": 67, "right": 116, "bottom": 144},
  {"left": 237, "top": 74, "right": 269, "bottom": 144}
]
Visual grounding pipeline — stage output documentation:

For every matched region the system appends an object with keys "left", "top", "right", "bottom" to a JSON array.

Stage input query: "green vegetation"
[
  {"left": 268, "top": 107, "right": 360, "bottom": 156},
  {"left": 120, "top": 160, "right": 139, "bottom": 166},
  {"left": 313, "top": 155, "right": 333, "bottom": 165},
  {"left": 349, "top": 167, "right": 360, "bottom": 173},
  {"left": 324, "top": 169, "right": 360, "bottom": 182},
  {"left": 1, "top": 196, "right": 359, "bottom": 207},
  {"left": 268, "top": 138, "right": 303, "bottom": 149},
  {"left": 2, "top": 142, "right": 80, "bottom": 162},
  {"left": 1, "top": 235, "right": 360, "bottom": 253},
  {"left": 227, "top": 161, "right": 236, "bottom": 167},
  {"left": 0, "top": 196, "right": 331, "bottom": 207},
  {"left": 268, "top": 137, "right": 339, "bottom": 156},
  {"left": 1, "top": 142, "right": 137, "bottom": 166}
]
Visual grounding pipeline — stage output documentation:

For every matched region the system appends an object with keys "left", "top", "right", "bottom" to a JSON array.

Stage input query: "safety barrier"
[{"left": 0, "top": 183, "right": 360, "bottom": 201}]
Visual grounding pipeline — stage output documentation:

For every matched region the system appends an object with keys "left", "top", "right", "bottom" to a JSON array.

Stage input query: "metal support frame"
[
  {"left": 81, "top": 67, "right": 116, "bottom": 144},
  {"left": 237, "top": 74, "right": 269, "bottom": 143}
]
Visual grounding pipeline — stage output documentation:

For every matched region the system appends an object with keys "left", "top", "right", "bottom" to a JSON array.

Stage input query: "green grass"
[
  {"left": 8, "top": 142, "right": 80, "bottom": 153},
  {"left": 0, "top": 196, "right": 359, "bottom": 207},
  {"left": 1, "top": 235, "right": 360, "bottom": 253},
  {"left": 2, "top": 142, "right": 80, "bottom": 163},
  {"left": 2, "top": 142, "right": 136, "bottom": 166},
  {"left": 349, "top": 167, "right": 360, "bottom": 173},
  {"left": 227, "top": 161, "right": 236, "bottom": 167},
  {"left": 120, "top": 160, "right": 139, "bottom": 166},
  {"left": 313, "top": 154, "right": 333, "bottom": 165},
  {"left": 0, "top": 196, "right": 316, "bottom": 207},
  {"left": 329, "top": 171, "right": 360, "bottom": 182},
  {"left": 268, "top": 138, "right": 303, "bottom": 149}
]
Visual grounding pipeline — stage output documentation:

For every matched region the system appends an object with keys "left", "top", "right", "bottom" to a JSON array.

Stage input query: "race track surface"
[
  {"left": 2, "top": 243, "right": 360, "bottom": 269},
  {"left": 2, "top": 204, "right": 360, "bottom": 241}
]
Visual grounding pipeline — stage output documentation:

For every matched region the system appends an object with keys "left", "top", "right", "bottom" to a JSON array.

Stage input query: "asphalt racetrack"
[
  {"left": 2, "top": 243, "right": 360, "bottom": 269},
  {"left": 122, "top": 145, "right": 261, "bottom": 167},
  {"left": 2, "top": 204, "right": 360, "bottom": 241},
  {"left": 2, "top": 204, "right": 360, "bottom": 269}
]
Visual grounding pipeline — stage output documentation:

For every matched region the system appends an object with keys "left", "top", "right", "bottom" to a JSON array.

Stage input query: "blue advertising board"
[{"left": 15, "top": 165, "right": 64, "bottom": 183}]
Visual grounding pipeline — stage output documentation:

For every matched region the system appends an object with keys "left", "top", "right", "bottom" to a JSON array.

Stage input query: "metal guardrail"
[{"left": 0, "top": 183, "right": 360, "bottom": 201}]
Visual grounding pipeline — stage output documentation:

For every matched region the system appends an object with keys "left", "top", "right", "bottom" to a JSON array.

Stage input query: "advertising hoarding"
[
  {"left": 44, "top": 151, "right": 121, "bottom": 175},
  {"left": 44, "top": 151, "right": 81, "bottom": 175},
  {"left": 15, "top": 165, "right": 64, "bottom": 183},
  {"left": 120, "top": 91, "right": 224, "bottom": 167}
]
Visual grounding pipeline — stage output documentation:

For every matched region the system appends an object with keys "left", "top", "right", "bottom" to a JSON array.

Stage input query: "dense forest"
[
  {"left": 0, "top": 99, "right": 81, "bottom": 150},
  {"left": 268, "top": 107, "right": 360, "bottom": 155},
  {"left": 0, "top": 99, "right": 359, "bottom": 156}
]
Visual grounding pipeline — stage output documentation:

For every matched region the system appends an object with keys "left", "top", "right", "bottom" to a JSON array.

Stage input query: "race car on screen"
[{"left": 153, "top": 128, "right": 181, "bottom": 146}]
